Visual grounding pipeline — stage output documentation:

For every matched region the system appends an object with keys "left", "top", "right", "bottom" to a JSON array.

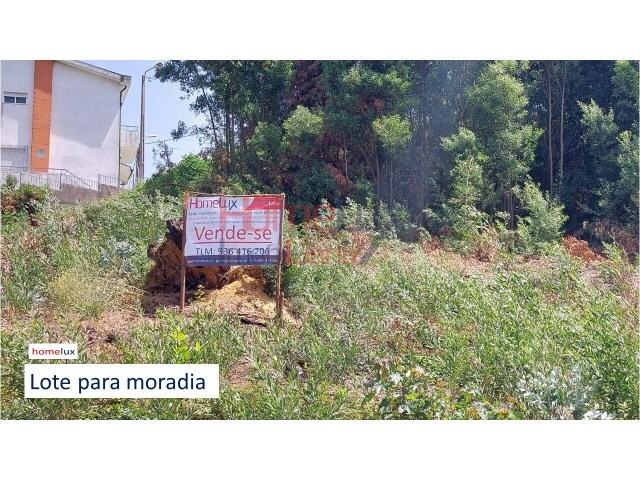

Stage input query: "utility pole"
[{"left": 136, "top": 62, "right": 162, "bottom": 183}]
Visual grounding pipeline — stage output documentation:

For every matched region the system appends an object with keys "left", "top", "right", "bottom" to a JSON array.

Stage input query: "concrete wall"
[
  {"left": 1, "top": 60, "right": 35, "bottom": 158},
  {"left": 49, "top": 62, "right": 121, "bottom": 180},
  {"left": 53, "top": 184, "right": 120, "bottom": 205}
]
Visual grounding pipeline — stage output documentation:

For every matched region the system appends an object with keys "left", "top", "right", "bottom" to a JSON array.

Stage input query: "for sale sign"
[{"left": 183, "top": 194, "right": 284, "bottom": 267}]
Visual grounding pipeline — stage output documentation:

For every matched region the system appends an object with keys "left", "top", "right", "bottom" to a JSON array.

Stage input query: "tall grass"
[
  {"left": 1, "top": 190, "right": 637, "bottom": 419},
  {"left": 1, "top": 188, "right": 181, "bottom": 314}
]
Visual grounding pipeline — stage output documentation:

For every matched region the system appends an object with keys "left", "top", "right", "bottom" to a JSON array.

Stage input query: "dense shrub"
[
  {"left": 48, "top": 266, "right": 134, "bottom": 319},
  {"left": 292, "top": 164, "right": 341, "bottom": 208},
  {"left": 1, "top": 182, "right": 49, "bottom": 220},
  {"left": 514, "top": 181, "right": 567, "bottom": 253},
  {"left": 339, "top": 197, "right": 375, "bottom": 231},
  {"left": 391, "top": 203, "right": 418, "bottom": 241},
  {"left": 375, "top": 201, "right": 396, "bottom": 239},
  {"left": 143, "top": 154, "right": 211, "bottom": 197}
]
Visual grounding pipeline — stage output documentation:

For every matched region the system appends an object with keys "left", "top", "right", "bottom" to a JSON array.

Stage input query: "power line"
[{"left": 144, "top": 131, "right": 201, "bottom": 145}]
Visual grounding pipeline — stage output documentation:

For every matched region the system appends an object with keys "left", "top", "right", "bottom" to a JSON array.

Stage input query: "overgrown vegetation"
[{"left": 1, "top": 187, "right": 637, "bottom": 420}]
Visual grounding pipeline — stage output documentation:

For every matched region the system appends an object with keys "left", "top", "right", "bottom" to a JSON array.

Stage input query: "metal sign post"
[
  {"left": 180, "top": 190, "right": 188, "bottom": 310},
  {"left": 275, "top": 193, "right": 285, "bottom": 322}
]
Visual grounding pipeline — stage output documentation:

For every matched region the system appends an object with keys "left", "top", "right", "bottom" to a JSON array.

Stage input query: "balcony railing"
[
  {"left": 0, "top": 166, "right": 134, "bottom": 192},
  {"left": 121, "top": 125, "right": 140, "bottom": 148}
]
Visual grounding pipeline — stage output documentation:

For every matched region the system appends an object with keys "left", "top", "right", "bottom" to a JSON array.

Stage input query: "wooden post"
[
  {"left": 275, "top": 193, "right": 285, "bottom": 323},
  {"left": 180, "top": 191, "right": 189, "bottom": 310}
]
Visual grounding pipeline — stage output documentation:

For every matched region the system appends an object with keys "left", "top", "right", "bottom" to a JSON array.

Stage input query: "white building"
[{"left": 1, "top": 60, "right": 137, "bottom": 188}]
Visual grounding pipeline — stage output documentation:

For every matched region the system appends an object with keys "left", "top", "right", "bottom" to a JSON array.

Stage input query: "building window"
[{"left": 3, "top": 93, "right": 28, "bottom": 104}]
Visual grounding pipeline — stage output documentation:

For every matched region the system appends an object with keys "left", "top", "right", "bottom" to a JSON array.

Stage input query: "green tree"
[
  {"left": 528, "top": 60, "right": 576, "bottom": 199},
  {"left": 155, "top": 61, "right": 293, "bottom": 176},
  {"left": 451, "top": 62, "right": 541, "bottom": 227},
  {"left": 152, "top": 140, "right": 175, "bottom": 174},
  {"left": 247, "top": 122, "right": 284, "bottom": 182},
  {"left": 574, "top": 99, "right": 639, "bottom": 233},
  {"left": 372, "top": 114, "right": 411, "bottom": 205},
  {"left": 526, "top": 61, "right": 619, "bottom": 229},
  {"left": 514, "top": 181, "right": 567, "bottom": 253},
  {"left": 322, "top": 61, "right": 410, "bottom": 201},
  {"left": 143, "top": 154, "right": 210, "bottom": 197},
  {"left": 598, "top": 130, "right": 640, "bottom": 234},
  {"left": 401, "top": 61, "right": 483, "bottom": 221},
  {"left": 441, "top": 129, "right": 488, "bottom": 240},
  {"left": 579, "top": 99, "right": 619, "bottom": 170},
  {"left": 372, "top": 114, "right": 411, "bottom": 152},
  {"left": 574, "top": 100, "right": 619, "bottom": 222},
  {"left": 612, "top": 60, "right": 639, "bottom": 133},
  {"left": 283, "top": 106, "right": 324, "bottom": 155},
  {"left": 292, "top": 164, "right": 340, "bottom": 208}
]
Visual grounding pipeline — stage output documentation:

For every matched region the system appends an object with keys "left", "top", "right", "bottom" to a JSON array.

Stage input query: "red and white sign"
[{"left": 184, "top": 194, "right": 284, "bottom": 267}]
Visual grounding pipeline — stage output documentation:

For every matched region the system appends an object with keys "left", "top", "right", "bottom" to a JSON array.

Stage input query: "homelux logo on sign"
[{"left": 184, "top": 194, "right": 284, "bottom": 267}]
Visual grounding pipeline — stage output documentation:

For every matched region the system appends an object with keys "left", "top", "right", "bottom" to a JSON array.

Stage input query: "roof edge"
[{"left": 57, "top": 60, "right": 132, "bottom": 86}]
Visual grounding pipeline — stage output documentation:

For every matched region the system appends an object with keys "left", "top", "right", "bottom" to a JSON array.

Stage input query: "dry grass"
[
  {"left": 82, "top": 309, "right": 140, "bottom": 361},
  {"left": 563, "top": 236, "right": 604, "bottom": 263},
  {"left": 48, "top": 265, "right": 140, "bottom": 320},
  {"left": 225, "top": 361, "right": 252, "bottom": 389}
]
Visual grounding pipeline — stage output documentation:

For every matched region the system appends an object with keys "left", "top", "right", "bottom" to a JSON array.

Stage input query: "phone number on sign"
[{"left": 194, "top": 247, "right": 272, "bottom": 256}]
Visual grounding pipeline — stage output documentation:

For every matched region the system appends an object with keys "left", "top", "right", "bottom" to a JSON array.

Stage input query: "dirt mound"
[
  {"left": 197, "top": 267, "right": 294, "bottom": 326},
  {"left": 421, "top": 236, "right": 441, "bottom": 253},
  {"left": 144, "top": 266, "right": 293, "bottom": 326},
  {"left": 563, "top": 236, "right": 603, "bottom": 263}
]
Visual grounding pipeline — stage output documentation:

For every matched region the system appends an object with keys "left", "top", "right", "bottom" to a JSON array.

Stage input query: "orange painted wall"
[{"left": 30, "top": 60, "right": 54, "bottom": 172}]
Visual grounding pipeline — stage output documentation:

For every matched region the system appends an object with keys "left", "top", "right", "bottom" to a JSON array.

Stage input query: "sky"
[{"left": 86, "top": 60, "right": 203, "bottom": 180}]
